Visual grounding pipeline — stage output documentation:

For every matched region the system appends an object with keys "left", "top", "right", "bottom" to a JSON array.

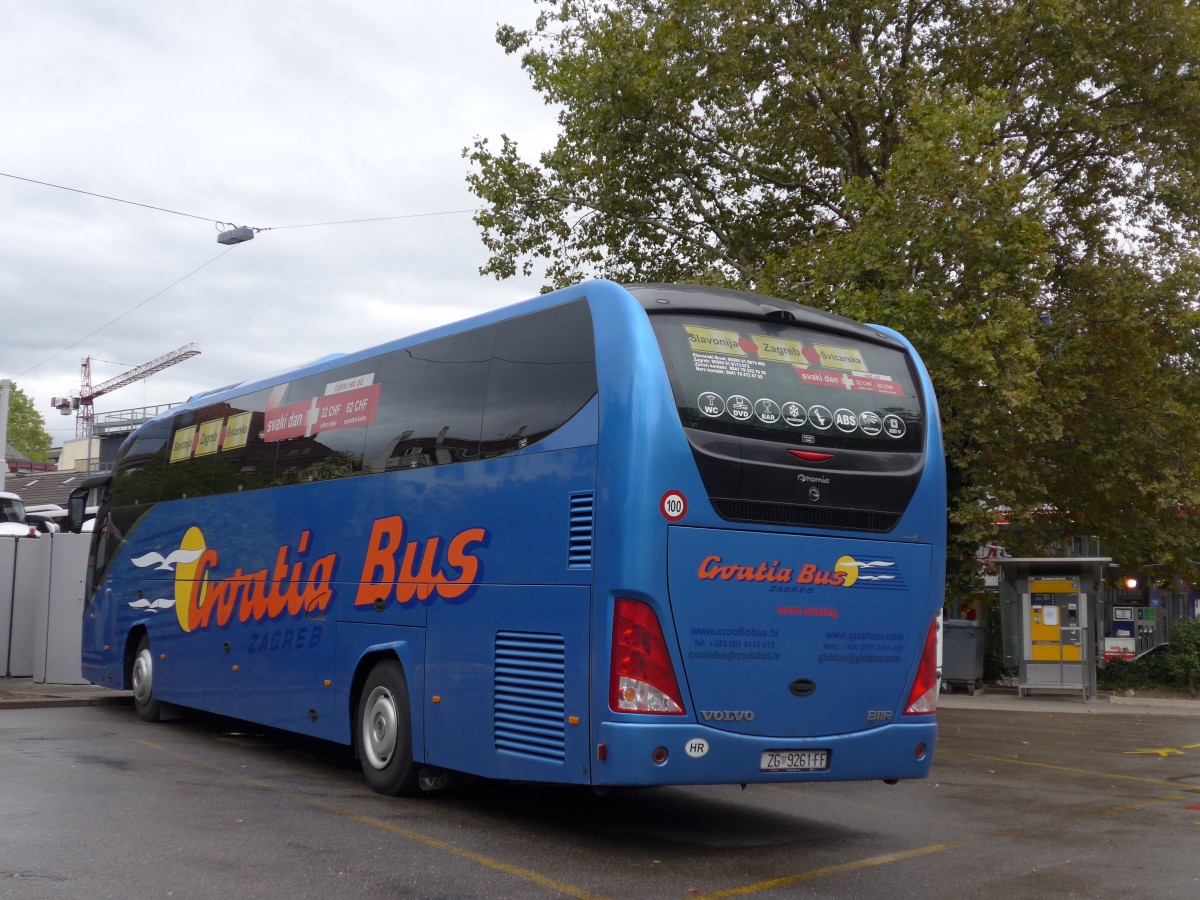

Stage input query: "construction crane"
[{"left": 51, "top": 343, "right": 201, "bottom": 438}]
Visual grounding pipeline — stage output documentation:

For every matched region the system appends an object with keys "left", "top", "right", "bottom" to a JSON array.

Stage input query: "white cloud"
[{"left": 0, "top": 1, "right": 557, "bottom": 443}]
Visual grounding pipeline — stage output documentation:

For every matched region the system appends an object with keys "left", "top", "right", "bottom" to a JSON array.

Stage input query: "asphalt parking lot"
[{"left": 1, "top": 682, "right": 1198, "bottom": 899}]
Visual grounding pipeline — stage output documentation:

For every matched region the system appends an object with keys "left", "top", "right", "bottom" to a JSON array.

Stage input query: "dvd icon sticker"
[{"left": 727, "top": 395, "right": 753, "bottom": 421}]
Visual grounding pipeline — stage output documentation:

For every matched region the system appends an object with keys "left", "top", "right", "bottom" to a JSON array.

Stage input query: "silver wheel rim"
[
  {"left": 362, "top": 686, "right": 398, "bottom": 770},
  {"left": 132, "top": 648, "right": 153, "bottom": 706}
]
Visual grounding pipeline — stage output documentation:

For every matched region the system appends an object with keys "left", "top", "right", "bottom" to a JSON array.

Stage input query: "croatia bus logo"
[
  {"left": 126, "top": 516, "right": 492, "bottom": 633},
  {"left": 696, "top": 554, "right": 901, "bottom": 589}
]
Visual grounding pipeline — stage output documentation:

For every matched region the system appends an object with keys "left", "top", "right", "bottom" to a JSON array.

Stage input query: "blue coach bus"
[{"left": 78, "top": 281, "right": 945, "bottom": 795}]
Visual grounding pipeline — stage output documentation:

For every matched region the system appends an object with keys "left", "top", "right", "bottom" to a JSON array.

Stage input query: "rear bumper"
[{"left": 592, "top": 717, "right": 936, "bottom": 786}]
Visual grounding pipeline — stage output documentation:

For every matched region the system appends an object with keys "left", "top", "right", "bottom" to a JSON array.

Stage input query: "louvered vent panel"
[
  {"left": 568, "top": 492, "right": 595, "bottom": 569},
  {"left": 494, "top": 631, "right": 567, "bottom": 763}
]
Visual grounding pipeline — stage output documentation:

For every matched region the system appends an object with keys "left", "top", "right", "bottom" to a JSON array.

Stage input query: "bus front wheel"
[
  {"left": 131, "top": 635, "right": 161, "bottom": 722},
  {"left": 356, "top": 659, "right": 419, "bottom": 796}
]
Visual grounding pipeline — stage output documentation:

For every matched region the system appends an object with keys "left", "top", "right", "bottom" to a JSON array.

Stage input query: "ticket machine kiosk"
[{"left": 997, "top": 557, "right": 1110, "bottom": 701}]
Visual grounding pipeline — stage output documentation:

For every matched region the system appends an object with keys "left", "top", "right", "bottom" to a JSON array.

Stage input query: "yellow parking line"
[
  {"left": 1099, "top": 794, "right": 1190, "bottom": 816},
  {"left": 137, "top": 740, "right": 605, "bottom": 900},
  {"left": 305, "top": 798, "right": 607, "bottom": 900},
  {"left": 692, "top": 843, "right": 964, "bottom": 899},
  {"left": 939, "top": 751, "right": 1200, "bottom": 793}
]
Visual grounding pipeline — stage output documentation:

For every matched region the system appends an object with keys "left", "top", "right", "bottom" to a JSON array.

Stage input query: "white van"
[{"left": 0, "top": 491, "right": 38, "bottom": 538}]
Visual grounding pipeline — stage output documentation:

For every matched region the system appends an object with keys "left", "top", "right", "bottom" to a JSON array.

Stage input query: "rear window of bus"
[{"left": 649, "top": 313, "right": 923, "bottom": 453}]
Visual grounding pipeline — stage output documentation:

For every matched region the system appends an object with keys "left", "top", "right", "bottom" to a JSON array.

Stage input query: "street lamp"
[{"left": 217, "top": 225, "right": 254, "bottom": 245}]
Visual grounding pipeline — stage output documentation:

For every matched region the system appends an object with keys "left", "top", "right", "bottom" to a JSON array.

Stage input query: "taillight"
[
  {"left": 609, "top": 599, "right": 685, "bottom": 714},
  {"left": 903, "top": 617, "right": 940, "bottom": 716}
]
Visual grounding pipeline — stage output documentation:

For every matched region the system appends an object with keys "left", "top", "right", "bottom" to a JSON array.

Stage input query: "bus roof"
[
  {"left": 130, "top": 280, "right": 903, "bottom": 436},
  {"left": 626, "top": 284, "right": 904, "bottom": 348},
  {"left": 149, "top": 280, "right": 617, "bottom": 421}
]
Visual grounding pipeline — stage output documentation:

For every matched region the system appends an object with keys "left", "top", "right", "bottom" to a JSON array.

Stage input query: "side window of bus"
[
  {"left": 480, "top": 299, "right": 597, "bottom": 457},
  {"left": 110, "top": 418, "right": 173, "bottom": 508},
  {"left": 90, "top": 502, "right": 142, "bottom": 598},
  {"left": 364, "top": 327, "right": 494, "bottom": 472},
  {"left": 270, "top": 364, "right": 377, "bottom": 485},
  {"left": 86, "top": 486, "right": 115, "bottom": 601},
  {"left": 161, "top": 407, "right": 229, "bottom": 500},
  {"left": 210, "top": 389, "right": 277, "bottom": 494}
]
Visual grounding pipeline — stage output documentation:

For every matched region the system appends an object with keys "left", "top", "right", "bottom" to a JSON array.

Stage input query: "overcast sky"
[{"left": 1, "top": 1, "right": 557, "bottom": 446}]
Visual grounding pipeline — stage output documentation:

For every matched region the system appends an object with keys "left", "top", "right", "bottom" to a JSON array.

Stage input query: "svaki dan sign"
[{"left": 262, "top": 375, "right": 381, "bottom": 443}]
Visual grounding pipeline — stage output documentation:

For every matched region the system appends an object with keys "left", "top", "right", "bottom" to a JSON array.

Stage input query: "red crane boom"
[{"left": 52, "top": 343, "right": 201, "bottom": 438}]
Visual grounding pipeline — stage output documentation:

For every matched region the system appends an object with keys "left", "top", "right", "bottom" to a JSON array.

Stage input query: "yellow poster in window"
[
  {"left": 684, "top": 324, "right": 745, "bottom": 356},
  {"left": 194, "top": 419, "right": 222, "bottom": 458},
  {"left": 222, "top": 411, "right": 252, "bottom": 451},
  {"left": 812, "top": 343, "right": 867, "bottom": 372},
  {"left": 750, "top": 334, "right": 810, "bottom": 365},
  {"left": 170, "top": 426, "right": 196, "bottom": 463}
]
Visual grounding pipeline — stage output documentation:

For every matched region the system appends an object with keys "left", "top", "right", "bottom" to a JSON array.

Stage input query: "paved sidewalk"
[
  {"left": 0, "top": 676, "right": 131, "bottom": 709},
  {"left": 938, "top": 685, "right": 1200, "bottom": 717}
]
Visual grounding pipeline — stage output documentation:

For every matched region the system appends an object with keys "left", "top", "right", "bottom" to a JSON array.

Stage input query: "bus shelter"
[{"left": 997, "top": 557, "right": 1110, "bottom": 701}]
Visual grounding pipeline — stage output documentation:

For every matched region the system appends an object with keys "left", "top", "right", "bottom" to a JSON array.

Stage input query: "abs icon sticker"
[{"left": 661, "top": 491, "right": 688, "bottom": 522}]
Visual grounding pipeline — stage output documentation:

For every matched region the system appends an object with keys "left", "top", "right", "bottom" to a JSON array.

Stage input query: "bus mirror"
[{"left": 67, "top": 487, "right": 88, "bottom": 533}]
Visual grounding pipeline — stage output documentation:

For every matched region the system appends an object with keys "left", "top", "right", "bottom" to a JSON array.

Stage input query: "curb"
[
  {"left": 0, "top": 691, "right": 132, "bottom": 710},
  {"left": 1107, "top": 694, "right": 1200, "bottom": 710}
]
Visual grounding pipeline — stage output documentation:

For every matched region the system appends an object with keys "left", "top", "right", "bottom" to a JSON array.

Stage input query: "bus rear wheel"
[
  {"left": 131, "top": 635, "right": 161, "bottom": 722},
  {"left": 356, "top": 659, "right": 419, "bottom": 796}
]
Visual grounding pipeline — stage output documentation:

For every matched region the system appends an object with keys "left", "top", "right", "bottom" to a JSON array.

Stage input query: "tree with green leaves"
[
  {"left": 3, "top": 382, "right": 52, "bottom": 462},
  {"left": 1168, "top": 617, "right": 1200, "bottom": 696},
  {"left": 466, "top": 0, "right": 1200, "bottom": 582}
]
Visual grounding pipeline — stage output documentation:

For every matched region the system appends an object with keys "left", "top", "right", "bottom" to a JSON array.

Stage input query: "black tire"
[
  {"left": 356, "top": 659, "right": 419, "bottom": 796},
  {"left": 131, "top": 635, "right": 162, "bottom": 722}
]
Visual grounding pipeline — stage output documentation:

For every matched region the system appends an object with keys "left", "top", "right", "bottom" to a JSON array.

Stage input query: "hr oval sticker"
[
  {"left": 661, "top": 491, "right": 688, "bottom": 522},
  {"left": 685, "top": 738, "right": 710, "bottom": 758}
]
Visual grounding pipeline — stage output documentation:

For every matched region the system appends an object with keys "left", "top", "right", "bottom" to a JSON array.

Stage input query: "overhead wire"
[
  {"left": 1, "top": 171, "right": 221, "bottom": 223},
  {"left": 6, "top": 170, "right": 479, "bottom": 381},
  {"left": 258, "top": 209, "right": 478, "bottom": 231},
  {"left": 1, "top": 170, "right": 478, "bottom": 233},
  {"left": 17, "top": 250, "right": 232, "bottom": 378}
]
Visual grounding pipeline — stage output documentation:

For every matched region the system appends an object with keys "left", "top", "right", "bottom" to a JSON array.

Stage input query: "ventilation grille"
[
  {"left": 568, "top": 491, "right": 595, "bottom": 569},
  {"left": 494, "top": 631, "right": 567, "bottom": 763},
  {"left": 711, "top": 498, "right": 900, "bottom": 533}
]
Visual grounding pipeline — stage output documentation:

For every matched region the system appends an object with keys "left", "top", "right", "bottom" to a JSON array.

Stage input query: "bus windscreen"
[{"left": 650, "top": 314, "right": 923, "bottom": 453}]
